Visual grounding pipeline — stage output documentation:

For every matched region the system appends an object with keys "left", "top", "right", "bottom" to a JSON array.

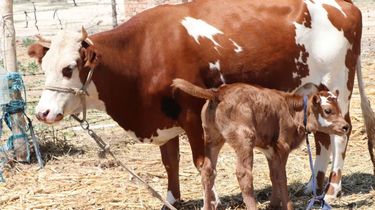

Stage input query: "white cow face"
[{"left": 29, "top": 29, "right": 103, "bottom": 124}]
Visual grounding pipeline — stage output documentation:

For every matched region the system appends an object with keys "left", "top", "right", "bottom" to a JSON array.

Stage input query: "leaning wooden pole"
[
  {"left": 111, "top": 0, "right": 118, "bottom": 28},
  {"left": 0, "top": 0, "right": 28, "bottom": 162}
]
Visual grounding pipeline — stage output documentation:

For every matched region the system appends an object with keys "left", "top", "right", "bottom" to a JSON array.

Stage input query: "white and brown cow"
[
  {"left": 172, "top": 79, "right": 349, "bottom": 210},
  {"left": 28, "top": 0, "right": 373, "bottom": 207}
]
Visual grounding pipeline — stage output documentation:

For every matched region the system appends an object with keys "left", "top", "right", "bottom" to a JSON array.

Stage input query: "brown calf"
[{"left": 172, "top": 79, "right": 349, "bottom": 210}]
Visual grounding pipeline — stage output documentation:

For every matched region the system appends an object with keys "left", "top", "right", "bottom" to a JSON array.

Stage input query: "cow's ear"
[
  {"left": 28, "top": 43, "right": 49, "bottom": 64},
  {"left": 80, "top": 46, "right": 99, "bottom": 68}
]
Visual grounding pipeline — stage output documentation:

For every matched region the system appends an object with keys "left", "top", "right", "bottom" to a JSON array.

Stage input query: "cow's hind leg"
[{"left": 160, "top": 137, "right": 181, "bottom": 208}]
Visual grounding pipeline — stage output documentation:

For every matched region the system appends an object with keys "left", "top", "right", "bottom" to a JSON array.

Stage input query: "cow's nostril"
[{"left": 42, "top": 109, "right": 50, "bottom": 118}]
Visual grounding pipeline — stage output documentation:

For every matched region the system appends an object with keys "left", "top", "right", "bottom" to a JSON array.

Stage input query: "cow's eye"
[
  {"left": 62, "top": 66, "right": 74, "bottom": 78},
  {"left": 324, "top": 108, "right": 332, "bottom": 115}
]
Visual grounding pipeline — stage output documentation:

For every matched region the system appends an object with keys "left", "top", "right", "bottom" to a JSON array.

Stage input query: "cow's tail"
[
  {"left": 356, "top": 57, "right": 375, "bottom": 174},
  {"left": 172, "top": 79, "right": 215, "bottom": 100}
]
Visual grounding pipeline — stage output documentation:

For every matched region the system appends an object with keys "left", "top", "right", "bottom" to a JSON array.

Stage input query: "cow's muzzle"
[{"left": 36, "top": 109, "right": 64, "bottom": 124}]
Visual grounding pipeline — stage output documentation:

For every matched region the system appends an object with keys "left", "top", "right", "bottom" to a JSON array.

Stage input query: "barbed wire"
[{"left": 31, "top": 2, "right": 38, "bottom": 31}]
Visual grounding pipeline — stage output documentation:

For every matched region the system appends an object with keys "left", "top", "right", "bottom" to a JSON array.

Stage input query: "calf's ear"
[
  {"left": 334, "top": 89, "right": 339, "bottom": 97},
  {"left": 294, "top": 83, "right": 318, "bottom": 96},
  {"left": 28, "top": 43, "right": 49, "bottom": 64},
  {"left": 312, "top": 94, "right": 321, "bottom": 106}
]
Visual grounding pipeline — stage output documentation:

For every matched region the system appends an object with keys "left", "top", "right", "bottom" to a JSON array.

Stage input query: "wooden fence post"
[
  {"left": 0, "top": 0, "right": 28, "bottom": 162},
  {"left": 111, "top": 0, "right": 118, "bottom": 28}
]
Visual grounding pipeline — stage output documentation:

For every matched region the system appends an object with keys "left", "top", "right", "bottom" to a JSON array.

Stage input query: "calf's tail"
[{"left": 172, "top": 79, "right": 215, "bottom": 100}]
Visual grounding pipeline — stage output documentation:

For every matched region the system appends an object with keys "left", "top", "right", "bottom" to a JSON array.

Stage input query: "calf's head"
[
  {"left": 306, "top": 91, "right": 349, "bottom": 136},
  {"left": 28, "top": 28, "right": 101, "bottom": 124}
]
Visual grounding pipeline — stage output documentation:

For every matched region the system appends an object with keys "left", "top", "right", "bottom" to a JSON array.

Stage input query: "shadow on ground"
[
  {"left": 30, "top": 135, "right": 84, "bottom": 163},
  {"left": 179, "top": 173, "right": 375, "bottom": 210}
]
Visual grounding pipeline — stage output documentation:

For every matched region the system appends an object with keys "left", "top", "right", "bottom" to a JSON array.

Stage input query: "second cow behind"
[{"left": 172, "top": 79, "right": 349, "bottom": 210}]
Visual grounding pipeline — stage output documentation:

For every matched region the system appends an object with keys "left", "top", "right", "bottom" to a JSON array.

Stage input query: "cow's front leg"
[
  {"left": 305, "top": 132, "right": 331, "bottom": 195},
  {"left": 160, "top": 137, "right": 181, "bottom": 209}
]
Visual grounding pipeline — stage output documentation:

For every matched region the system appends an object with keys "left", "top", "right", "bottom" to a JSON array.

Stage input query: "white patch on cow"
[
  {"left": 229, "top": 38, "right": 243, "bottom": 53},
  {"left": 209, "top": 60, "right": 221, "bottom": 71},
  {"left": 181, "top": 17, "right": 223, "bottom": 47},
  {"left": 124, "top": 127, "right": 184, "bottom": 145},
  {"left": 324, "top": 134, "right": 346, "bottom": 197},
  {"left": 293, "top": 0, "right": 351, "bottom": 115},
  {"left": 325, "top": 181, "right": 342, "bottom": 201},
  {"left": 125, "top": 130, "right": 142, "bottom": 143},
  {"left": 331, "top": 134, "right": 346, "bottom": 173},
  {"left": 256, "top": 146, "right": 274, "bottom": 160},
  {"left": 318, "top": 114, "right": 333, "bottom": 127},
  {"left": 305, "top": 141, "right": 331, "bottom": 194},
  {"left": 166, "top": 191, "right": 177, "bottom": 205},
  {"left": 292, "top": 72, "right": 299, "bottom": 79},
  {"left": 146, "top": 127, "right": 185, "bottom": 146},
  {"left": 36, "top": 30, "right": 106, "bottom": 123},
  {"left": 212, "top": 185, "right": 221, "bottom": 208},
  {"left": 320, "top": 0, "right": 347, "bottom": 17},
  {"left": 316, "top": 142, "right": 332, "bottom": 172},
  {"left": 209, "top": 60, "right": 226, "bottom": 84}
]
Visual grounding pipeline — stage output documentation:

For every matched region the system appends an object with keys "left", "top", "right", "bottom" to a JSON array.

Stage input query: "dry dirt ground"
[{"left": 1, "top": 0, "right": 375, "bottom": 209}]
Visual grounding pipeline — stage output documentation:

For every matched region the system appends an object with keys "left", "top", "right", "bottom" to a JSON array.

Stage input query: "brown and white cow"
[
  {"left": 171, "top": 79, "right": 349, "bottom": 210},
  {"left": 28, "top": 0, "right": 373, "bottom": 207}
]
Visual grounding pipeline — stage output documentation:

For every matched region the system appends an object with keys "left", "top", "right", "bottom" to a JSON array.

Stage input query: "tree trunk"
[
  {"left": 0, "top": 0, "right": 28, "bottom": 162},
  {"left": 111, "top": 0, "right": 118, "bottom": 28}
]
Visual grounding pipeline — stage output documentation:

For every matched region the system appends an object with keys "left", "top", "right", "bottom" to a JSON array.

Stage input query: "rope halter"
[{"left": 43, "top": 38, "right": 96, "bottom": 122}]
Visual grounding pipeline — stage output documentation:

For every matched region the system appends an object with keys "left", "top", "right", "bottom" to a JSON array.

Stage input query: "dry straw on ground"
[{"left": 1, "top": 0, "right": 375, "bottom": 209}]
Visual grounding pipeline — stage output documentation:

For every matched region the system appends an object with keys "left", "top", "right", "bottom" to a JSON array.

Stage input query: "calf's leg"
[
  {"left": 222, "top": 126, "right": 257, "bottom": 209},
  {"left": 267, "top": 158, "right": 281, "bottom": 208},
  {"left": 201, "top": 139, "right": 224, "bottom": 210},
  {"left": 268, "top": 154, "right": 293, "bottom": 210},
  {"left": 235, "top": 147, "right": 256, "bottom": 209}
]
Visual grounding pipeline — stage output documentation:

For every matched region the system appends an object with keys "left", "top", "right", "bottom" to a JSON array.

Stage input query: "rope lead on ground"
[{"left": 71, "top": 114, "right": 177, "bottom": 210}]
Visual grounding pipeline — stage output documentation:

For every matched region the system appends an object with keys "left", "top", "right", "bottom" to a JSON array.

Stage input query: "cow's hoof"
[
  {"left": 161, "top": 200, "right": 182, "bottom": 210},
  {"left": 324, "top": 194, "right": 337, "bottom": 203}
]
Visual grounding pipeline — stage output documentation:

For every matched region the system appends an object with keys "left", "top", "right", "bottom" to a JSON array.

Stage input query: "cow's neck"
[{"left": 87, "top": 25, "right": 151, "bottom": 135}]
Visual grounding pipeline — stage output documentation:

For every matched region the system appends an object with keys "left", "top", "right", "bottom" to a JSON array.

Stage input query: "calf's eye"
[{"left": 324, "top": 108, "right": 332, "bottom": 115}]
